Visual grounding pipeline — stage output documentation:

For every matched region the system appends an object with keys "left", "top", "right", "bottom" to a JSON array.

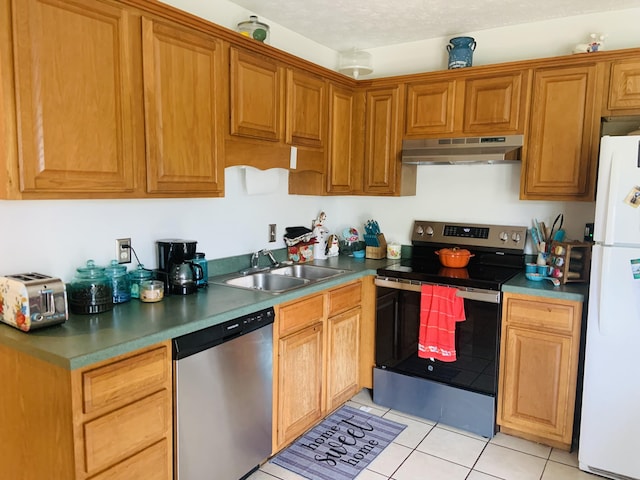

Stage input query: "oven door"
[{"left": 375, "top": 277, "right": 501, "bottom": 396}]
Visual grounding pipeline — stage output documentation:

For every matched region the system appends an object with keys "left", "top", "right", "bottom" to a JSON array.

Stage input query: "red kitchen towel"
[{"left": 418, "top": 284, "right": 466, "bottom": 362}]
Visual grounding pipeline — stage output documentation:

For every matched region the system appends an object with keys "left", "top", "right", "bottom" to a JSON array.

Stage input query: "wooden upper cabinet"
[
  {"left": 141, "top": 17, "right": 224, "bottom": 195},
  {"left": 11, "top": 0, "right": 144, "bottom": 196},
  {"left": 607, "top": 59, "right": 640, "bottom": 112},
  {"left": 463, "top": 72, "right": 528, "bottom": 134},
  {"left": 521, "top": 63, "right": 602, "bottom": 201},
  {"left": 326, "top": 84, "right": 360, "bottom": 194},
  {"left": 405, "top": 80, "right": 456, "bottom": 135},
  {"left": 363, "top": 86, "right": 402, "bottom": 194},
  {"left": 286, "top": 69, "right": 326, "bottom": 149},
  {"left": 229, "top": 47, "right": 282, "bottom": 141},
  {"left": 404, "top": 71, "right": 528, "bottom": 137}
]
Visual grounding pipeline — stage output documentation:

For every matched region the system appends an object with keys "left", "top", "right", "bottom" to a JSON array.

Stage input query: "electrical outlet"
[
  {"left": 116, "top": 238, "right": 131, "bottom": 264},
  {"left": 268, "top": 224, "right": 276, "bottom": 243}
]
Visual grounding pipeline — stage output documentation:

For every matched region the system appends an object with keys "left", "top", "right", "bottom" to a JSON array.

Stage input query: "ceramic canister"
[{"left": 447, "top": 36, "right": 476, "bottom": 69}]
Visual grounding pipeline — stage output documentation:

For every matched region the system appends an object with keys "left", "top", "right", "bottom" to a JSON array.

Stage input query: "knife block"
[
  {"left": 365, "top": 234, "right": 387, "bottom": 259},
  {"left": 550, "top": 241, "right": 592, "bottom": 283}
]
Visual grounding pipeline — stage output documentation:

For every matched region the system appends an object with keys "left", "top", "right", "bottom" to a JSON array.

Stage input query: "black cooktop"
[{"left": 377, "top": 245, "right": 525, "bottom": 291}]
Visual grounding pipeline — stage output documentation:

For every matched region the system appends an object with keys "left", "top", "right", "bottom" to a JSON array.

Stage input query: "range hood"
[{"left": 402, "top": 135, "right": 524, "bottom": 165}]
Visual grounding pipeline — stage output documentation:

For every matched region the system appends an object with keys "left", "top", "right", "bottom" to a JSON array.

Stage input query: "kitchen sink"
[
  {"left": 223, "top": 273, "right": 309, "bottom": 293},
  {"left": 269, "top": 264, "right": 347, "bottom": 280},
  {"left": 213, "top": 264, "right": 350, "bottom": 294}
]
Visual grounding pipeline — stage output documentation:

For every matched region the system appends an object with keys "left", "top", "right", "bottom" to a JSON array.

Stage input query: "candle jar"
[{"left": 140, "top": 280, "right": 164, "bottom": 303}]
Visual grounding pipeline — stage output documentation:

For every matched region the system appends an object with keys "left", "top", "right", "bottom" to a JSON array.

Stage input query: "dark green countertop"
[
  {"left": 0, "top": 256, "right": 391, "bottom": 370},
  {"left": 502, "top": 272, "right": 589, "bottom": 302},
  {"left": 1, "top": 256, "right": 592, "bottom": 370}
]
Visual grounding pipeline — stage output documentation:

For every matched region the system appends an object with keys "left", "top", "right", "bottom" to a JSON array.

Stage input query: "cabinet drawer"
[
  {"left": 88, "top": 439, "right": 170, "bottom": 480},
  {"left": 279, "top": 293, "right": 324, "bottom": 336},
  {"left": 83, "top": 390, "right": 170, "bottom": 474},
  {"left": 504, "top": 296, "right": 580, "bottom": 333},
  {"left": 327, "top": 281, "right": 361, "bottom": 317},
  {"left": 82, "top": 345, "right": 169, "bottom": 414}
]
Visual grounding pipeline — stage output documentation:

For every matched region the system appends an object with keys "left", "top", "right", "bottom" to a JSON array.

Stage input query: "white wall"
[
  {"left": 7, "top": 1, "right": 636, "bottom": 281},
  {"left": 365, "top": 8, "right": 640, "bottom": 77}
]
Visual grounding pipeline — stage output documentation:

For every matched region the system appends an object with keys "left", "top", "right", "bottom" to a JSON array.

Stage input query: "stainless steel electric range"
[{"left": 373, "top": 220, "right": 527, "bottom": 438}]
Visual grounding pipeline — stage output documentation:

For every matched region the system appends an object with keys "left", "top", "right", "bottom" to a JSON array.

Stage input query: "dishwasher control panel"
[{"left": 173, "top": 307, "right": 275, "bottom": 360}]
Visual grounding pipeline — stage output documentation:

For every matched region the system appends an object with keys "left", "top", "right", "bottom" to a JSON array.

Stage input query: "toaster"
[{"left": 0, "top": 273, "right": 68, "bottom": 332}]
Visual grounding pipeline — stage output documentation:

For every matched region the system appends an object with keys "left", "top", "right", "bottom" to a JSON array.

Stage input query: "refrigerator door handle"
[
  {"left": 597, "top": 247, "right": 612, "bottom": 336},
  {"left": 603, "top": 150, "right": 619, "bottom": 246}
]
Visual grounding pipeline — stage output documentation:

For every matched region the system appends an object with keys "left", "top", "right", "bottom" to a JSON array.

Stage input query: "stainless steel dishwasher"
[{"left": 173, "top": 307, "right": 274, "bottom": 480}]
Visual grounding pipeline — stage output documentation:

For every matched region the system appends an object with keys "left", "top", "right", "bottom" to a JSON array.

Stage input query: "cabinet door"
[
  {"left": 463, "top": 72, "right": 527, "bottom": 134},
  {"left": 229, "top": 47, "right": 282, "bottom": 141},
  {"left": 277, "top": 322, "right": 323, "bottom": 447},
  {"left": 286, "top": 69, "right": 326, "bottom": 148},
  {"left": 608, "top": 59, "right": 640, "bottom": 111},
  {"left": 521, "top": 64, "right": 601, "bottom": 201},
  {"left": 363, "top": 86, "right": 402, "bottom": 194},
  {"left": 142, "top": 17, "right": 224, "bottom": 195},
  {"left": 498, "top": 325, "right": 575, "bottom": 446},
  {"left": 326, "top": 307, "right": 361, "bottom": 412},
  {"left": 12, "top": 0, "right": 143, "bottom": 195},
  {"left": 326, "top": 83, "right": 360, "bottom": 194},
  {"left": 405, "top": 80, "right": 456, "bottom": 136}
]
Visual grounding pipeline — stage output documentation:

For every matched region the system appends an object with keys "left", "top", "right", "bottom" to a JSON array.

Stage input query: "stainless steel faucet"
[
  {"left": 250, "top": 250, "right": 262, "bottom": 268},
  {"left": 262, "top": 249, "right": 279, "bottom": 267},
  {"left": 241, "top": 249, "right": 287, "bottom": 275}
]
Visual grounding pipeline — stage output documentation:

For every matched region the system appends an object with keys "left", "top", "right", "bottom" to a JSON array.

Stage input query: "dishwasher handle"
[{"left": 173, "top": 307, "right": 275, "bottom": 360}]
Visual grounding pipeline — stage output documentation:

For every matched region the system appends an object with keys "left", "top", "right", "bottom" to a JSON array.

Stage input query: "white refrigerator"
[{"left": 579, "top": 135, "right": 640, "bottom": 479}]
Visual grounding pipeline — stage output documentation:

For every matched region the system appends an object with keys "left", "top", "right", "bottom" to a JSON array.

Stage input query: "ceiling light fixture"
[{"left": 337, "top": 48, "right": 373, "bottom": 79}]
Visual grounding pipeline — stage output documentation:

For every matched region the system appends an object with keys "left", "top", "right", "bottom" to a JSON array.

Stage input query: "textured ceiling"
[{"left": 226, "top": 0, "right": 640, "bottom": 51}]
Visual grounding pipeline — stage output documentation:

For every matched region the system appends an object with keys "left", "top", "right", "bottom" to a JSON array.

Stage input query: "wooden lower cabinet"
[
  {"left": 0, "top": 341, "right": 173, "bottom": 479},
  {"left": 274, "top": 279, "right": 370, "bottom": 451},
  {"left": 326, "top": 301, "right": 361, "bottom": 411},
  {"left": 277, "top": 320, "right": 325, "bottom": 448},
  {"left": 497, "top": 292, "right": 583, "bottom": 450}
]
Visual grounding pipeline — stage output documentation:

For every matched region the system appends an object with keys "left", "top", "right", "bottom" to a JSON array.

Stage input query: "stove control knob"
[
  {"left": 512, "top": 232, "right": 522, "bottom": 243},
  {"left": 499, "top": 231, "right": 508, "bottom": 242},
  {"left": 416, "top": 225, "right": 424, "bottom": 236},
  {"left": 425, "top": 226, "right": 434, "bottom": 236}
]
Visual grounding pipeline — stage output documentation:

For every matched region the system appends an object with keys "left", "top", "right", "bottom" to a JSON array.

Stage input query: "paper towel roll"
[{"left": 243, "top": 166, "right": 283, "bottom": 195}]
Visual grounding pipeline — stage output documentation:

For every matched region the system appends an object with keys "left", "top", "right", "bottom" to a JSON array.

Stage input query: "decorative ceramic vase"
[{"left": 447, "top": 36, "right": 476, "bottom": 69}]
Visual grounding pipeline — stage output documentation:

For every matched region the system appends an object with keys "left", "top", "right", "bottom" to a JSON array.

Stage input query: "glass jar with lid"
[
  {"left": 104, "top": 259, "right": 131, "bottom": 304},
  {"left": 128, "top": 264, "right": 153, "bottom": 299},
  {"left": 68, "top": 260, "right": 114, "bottom": 314},
  {"left": 237, "top": 15, "right": 270, "bottom": 43}
]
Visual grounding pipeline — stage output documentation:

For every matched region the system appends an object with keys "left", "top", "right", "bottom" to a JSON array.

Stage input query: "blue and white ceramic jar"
[{"left": 447, "top": 36, "right": 476, "bottom": 69}]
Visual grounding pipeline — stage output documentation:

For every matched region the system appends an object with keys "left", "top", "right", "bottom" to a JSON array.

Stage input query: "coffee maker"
[{"left": 156, "top": 239, "right": 203, "bottom": 295}]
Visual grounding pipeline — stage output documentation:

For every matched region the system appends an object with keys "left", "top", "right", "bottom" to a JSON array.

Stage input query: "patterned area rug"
[{"left": 271, "top": 405, "right": 406, "bottom": 480}]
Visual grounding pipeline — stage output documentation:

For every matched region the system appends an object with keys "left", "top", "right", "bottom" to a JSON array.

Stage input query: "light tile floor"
[{"left": 249, "top": 389, "right": 601, "bottom": 480}]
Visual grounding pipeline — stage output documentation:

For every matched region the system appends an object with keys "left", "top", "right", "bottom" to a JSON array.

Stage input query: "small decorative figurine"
[
  {"left": 326, "top": 234, "right": 340, "bottom": 257},
  {"left": 573, "top": 33, "right": 606, "bottom": 54}
]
